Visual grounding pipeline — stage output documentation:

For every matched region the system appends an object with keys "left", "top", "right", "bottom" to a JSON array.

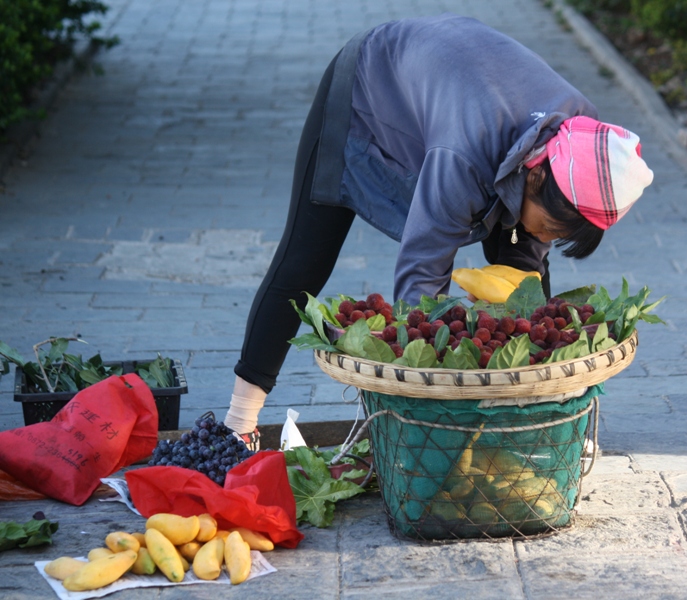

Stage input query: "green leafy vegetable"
[{"left": 0, "top": 514, "right": 59, "bottom": 552}]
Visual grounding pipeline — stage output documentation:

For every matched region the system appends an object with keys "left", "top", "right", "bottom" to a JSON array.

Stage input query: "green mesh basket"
[{"left": 361, "top": 385, "right": 601, "bottom": 541}]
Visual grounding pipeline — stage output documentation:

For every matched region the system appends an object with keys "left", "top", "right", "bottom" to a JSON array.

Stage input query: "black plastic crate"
[{"left": 13, "top": 359, "right": 188, "bottom": 431}]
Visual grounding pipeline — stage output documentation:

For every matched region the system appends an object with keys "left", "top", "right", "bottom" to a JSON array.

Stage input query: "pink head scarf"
[{"left": 524, "top": 116, "right": 654, "bottom": 230}]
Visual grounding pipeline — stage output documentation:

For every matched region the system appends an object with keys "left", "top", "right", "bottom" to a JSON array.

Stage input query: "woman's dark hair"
[{"left": 529, "top": 160, "right": 604, "bottom": 259}]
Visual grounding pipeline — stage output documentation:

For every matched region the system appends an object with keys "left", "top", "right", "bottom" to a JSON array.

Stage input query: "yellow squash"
[
  {"left": 228, "top": 527, "right": 274, "bottom": 552},
  {"left": 62, "top": 550, "right": 137, "bottom": 592},
  {"left": 105, "top": 531, "right": 140, "bottom": 554},
  {"left": 195, "top": 513, "right": 218, "bottom": 543},
  {"left": 131, "top": 547, "right": 157, "bottom": 575},
  {"left": 192, "top": 537, "right": 225, "bottom": 580},
  {"left": 145, "top": 528, "right": 185, "bottom": 582},
  {"left": 481, "top": 264, "right": 541, "bottom": 286},
  {"left": 44, "top": 557, "right": 88, "bottom": 580},
  {"left": 224, "top": 531, "right": 252, "bottom": 585},
  {"left": 145, "top": 513, "right": 200, "bottom": 546},
  {"left": 451, "top": 268, "right": 516, "bottom": 303}
]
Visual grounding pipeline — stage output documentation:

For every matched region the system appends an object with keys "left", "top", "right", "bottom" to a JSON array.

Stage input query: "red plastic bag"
[
  {"left": 126, "top": 450, "right": 304, "bottom": 548},
  {"left": 0, "top": 374, "right": 158, "bottom": 505}
]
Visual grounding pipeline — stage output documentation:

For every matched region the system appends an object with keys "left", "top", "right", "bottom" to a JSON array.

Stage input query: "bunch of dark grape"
[{"left": 148, "top": 414, "right": 255, "bottom": 486}]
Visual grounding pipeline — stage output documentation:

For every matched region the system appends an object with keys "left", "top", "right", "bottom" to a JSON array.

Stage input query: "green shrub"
[
  {"left": 0, "top": 0, "right": 117, "bottom": 132},
  {"left": 631, "top": 0, "right": 687, "bottom": 39}
]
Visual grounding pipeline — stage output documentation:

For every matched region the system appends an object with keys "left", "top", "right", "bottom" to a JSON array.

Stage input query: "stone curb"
[{"left": 551, "top": 0, "right": 687, "bottom": 172}]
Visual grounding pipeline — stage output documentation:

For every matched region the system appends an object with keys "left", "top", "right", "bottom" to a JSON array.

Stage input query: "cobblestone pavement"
[{"left": 1, "top": 0, "right": 687, "bottom": 598}]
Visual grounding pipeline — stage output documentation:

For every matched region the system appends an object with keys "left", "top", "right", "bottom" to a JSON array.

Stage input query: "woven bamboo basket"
[{"left": 314, "top": 329, "right": 638, "bottom": 400}]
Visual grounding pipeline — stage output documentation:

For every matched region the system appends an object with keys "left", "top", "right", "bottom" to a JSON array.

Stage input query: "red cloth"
[
  {"left": 126, "top": 450, "right": 304, "bottom": 549},
  {"left": 524, "top": 116, "right": 653, "bottom": 229},
  {"left": 0, "top": 374, "right": 158, "bottom": 505}
]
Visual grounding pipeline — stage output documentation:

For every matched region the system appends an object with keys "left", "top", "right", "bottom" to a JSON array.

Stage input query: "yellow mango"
[
  {"left": 145, "top": 528, "right": 185, "bottom": 583},
  {"left": 132, "top": 547, "right": 157, "bottom": 575},
  {"left": 146, "top": 513, "right": 200, "bottom": 546},
  {"left": 467, "top": 501, "right": 499, "bottom": 524},
  {"left": 195, "top": 513, "right": 218, "bottom": 543},
  {"left": 44, "top": 556, "right": 88, "bottom": 580},
  {"left": 228, "top": 527, "right": 274, "bottom": 552},
  {"left": 105, "top": 531, "right": 140, "bottom": 554},
  {"left": 481, "top": 264, "right": 542, "bottom": 287},
  {"left": 88, "top": 547, "right": 114, "bottom": 561},
  {"left": 451, "top": 268, "right": 516, "bottom": 303},
  {"left": 63, "top": 550, "right": 137, "bottom": 591},
  {"left": 213, "top": 529, "right": 230, "bottom": 542},
  {"left": 131, "top": 532, "right": 147, "bottom": 548},
  {"left": 177, "top": 547, "right": 191, "bottom": 572},
  {"left": 429, "top": 491, "right": 466, "bottom": 521},
  {"left": 192, "top": 537, "right": 225, "bottom": 580},
  {"left": 177, "top": 541, "right": 202, "bottom": 561},
  {"left": 224, "top": 530, "right": 252, "bottom": 585}
]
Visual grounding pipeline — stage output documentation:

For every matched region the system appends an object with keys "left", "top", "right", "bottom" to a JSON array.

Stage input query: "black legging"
[{"left": 234, "top": 56, "right": 355, "bottom": 394}]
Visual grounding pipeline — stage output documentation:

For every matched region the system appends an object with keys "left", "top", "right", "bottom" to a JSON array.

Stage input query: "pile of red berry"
[{"left": 336, "top": 293, "right": 611, "bottom": 367}]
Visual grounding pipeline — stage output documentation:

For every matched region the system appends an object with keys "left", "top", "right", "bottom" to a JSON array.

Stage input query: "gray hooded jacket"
[{"left": 311, "top": 14, "right": 598, "bottom": 305}]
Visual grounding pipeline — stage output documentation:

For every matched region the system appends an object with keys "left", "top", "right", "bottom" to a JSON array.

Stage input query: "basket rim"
[{"left": 314, "top": 329, "right": 638, "bottom": 399}]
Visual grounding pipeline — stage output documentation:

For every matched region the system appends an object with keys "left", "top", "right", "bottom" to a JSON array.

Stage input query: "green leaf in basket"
[
  {"left": 79, "top": 368, "right": 107, "bottom": 386},
  {"left": 57, "top": 371, "right": 79, "bottom": 392},
  {"left": 544, "top": 338, "right": 590, "bottom": 364},
  {"left": 441, "top": 345, "right": 479, "bottom": 370},
  {"left": 458, "top": 336, "right": 481, "bottom": 363},
  {"left": 487, "top": 333, "right": 531, "bottom": 369},
  {"left": 426, "top": 297, "right": 464, "bottom": 323},
  {"left": 392, "top": 298, "right": 413, "bottom": 322},
  {"left": 148, "top": 356, "right": 174, "bottom": 388},
  {"left": 366, "top": 314, "right": 386, "bottom": 332},
  {"left": 290, "top": 298, "right": 313, "bottom": 327},
  {"left": 396, "top": 323, "right": 409, "bottom": 349},
  {"left": 289, "top": 332, "right": 338, "bottom": 353},
  {"left": 362, "top": 335, "right": 397, "bottom": 363},
  {"left": 557, "top": 284, "right": 596, "bottom": 305},
  {"left": 335, "top": 319, "right": 370, "bottom": 359},
  {"left": 433, "top": 324, "right": 450, "bottom": 353},
  {"left": 303, "top": 292, "right": 328, "bottom": 343},
  {"left": 505, "top": 276, "right": 547, "bottom": 320},
  {"left": 400, "top": 338, "right": 439, "bottom": 368}
]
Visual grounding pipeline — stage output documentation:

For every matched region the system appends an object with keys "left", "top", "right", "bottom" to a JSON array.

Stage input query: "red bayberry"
[
  {"left": 581, "top": 304, "right": 595, "bottom": 315},
  {"left": 388, "top": 342, "right": 404, "bottom": 358},
  {"left": 543, "top": 304, "right": 558, "bottom": 319},
  {"left": 407, "top": 327, "right": 423, "bottom": 341},
  {"left": 487, "top": 339, "right": 503, "bottom": 351},
  {"left": 366, "top": 293, "right": 386, "bottom": 312},
  {"left": 477, "top": 312, "right": 497, "bottom": 333},
  {"left": 474, "top": 327, "right": 491, "bottom": 343},
  {"left": 353, "top": 300, "right": 367, "bottom": 311},
  {"left": 418, "top": 321, "right": 433, "bottom": 339},
  {"left": 514, "top": 318, "right": 531, "bottom": 334},
  {"left": 492, "top": 331, "right": 507, "bottom": 343},
  {"left": 449, "top": 320, "right": 465, "bottom": 335},
  {"left": 471, "top": 337, "right": 484, "bottom": 349},
  {"left": 554, "top": 317, "right": 567, "bottom": 330},
  {"left": 478, "top": 350, "right": 493, "bottom": 368},
  {"left": 364, "top": 309, "right": 376, "bottom": 319},
  {"left": 456, "top": 330, "right": 471, "bottom": 340},
  {"left": 498, "top": 316, "right": 516, "bottom": 335},
  {"left": 538, "top": 316, "right": 555, "bottom": 330},
  {"left": 335, "top": 313, "right": 347, "bottom": 326},
  {"left": 407, "top": 309, "right": 426, "bottom": 328},
  {"left": 545, "top": 328, "right": 561, "bottom": 344},
  {"left": 350, "top": 310, "right": 365, "bottom": 322},
  {"left": 560, "top": 331, "right": 573, "bottom": 344},
  {"left": 382, "top": 325, "right": 397, "bottom": 342},
  {"left": 579, "top": 312, "right": 592, "bottom": 323},
  {"left": 529, "top": 324, "right": 547, "bottom": 342},
  {"left": 430, "top": 320, "right": 446, "bottom": 337},
  {"left": 450, "top": 305, "right": 467, "bottom": 322},
  {"left": 379, "top": 308, "right": 393, "bottom": 324},
  {"left": 338, "top": 300, "right": 354, "bottom": 317},
  {"left": 532, "top": 350, "right": 549, "bottom": 364}
]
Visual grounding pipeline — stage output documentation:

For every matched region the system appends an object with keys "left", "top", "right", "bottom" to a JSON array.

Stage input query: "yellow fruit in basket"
[
  {"left": 145, "top": 528, "right": 185, "bottom": 583},
  {"left": 471, "top": 447, "right": 527, "bottom": 478},
  {"left": 228, "top": 527, "right": 275, "bottom": 552},
  {"left": 131, "top": 547, "right": 157, "bottom": 575},
  {"left": 177, "top": 541, "right": 202, "bottom": 561},
  {"left": 105, "top": 531, "right": 140, "bottom": 554},
  {"left": 510, "top": 476, "right": 559, "bottom": 501},
  {"left": 44, "top": 556, "right": 88, "bottom": 580},
  {"left": 195, "top": 513, "right": 218, "bottom": 543},
  {"left": 192, "top": 537, "right": 225, "bottom": 581},
  {"left": 467, "top": 501, "right": 499, "bottom": 524},
  {"left": 496, "top": 499, "right": 531, "bottom": 523},
  {"left": 429, "top": 494, "right": 467, "bottom": 521},
  {"left": 146, "top": 513, "right": 200, "bottom": 546},
  {"left": 87, "top": 547, "right": 114, "bottom": 561},
  {"left": 481, "top": 264, "right": 542, "bottom": 286},
  {"left": 531, "top": 498, "right": 557, "bottom": 519},
  {"left": 63, "top": 550, "right": 137, "bottom": 592},
  {"left": 224, "top": 531, "right": 252, "bottom": 585},
  {"left": 448, "top": 477, "right": 474, "bottom": 500},
  {"left": 451, "top": 268, "right": 516, "bottom": 303}
]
